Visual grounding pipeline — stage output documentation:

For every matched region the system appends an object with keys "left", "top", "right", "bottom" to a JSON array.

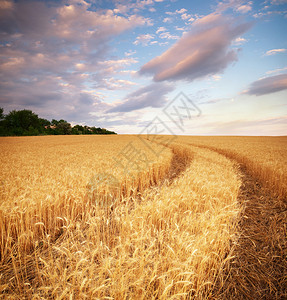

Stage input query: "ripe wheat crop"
[{"left": 0, "top": 135, "right": 286, "bottom": 299}]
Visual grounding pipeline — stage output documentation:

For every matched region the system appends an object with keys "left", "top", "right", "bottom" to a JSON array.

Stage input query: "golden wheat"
[{"left": 0, "top": 135, "right": 286, "bottom": 299}]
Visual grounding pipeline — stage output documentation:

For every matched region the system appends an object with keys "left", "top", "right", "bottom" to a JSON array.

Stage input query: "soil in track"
[{"left": 218, "top": 165, "right": 287, "bottom": 299}]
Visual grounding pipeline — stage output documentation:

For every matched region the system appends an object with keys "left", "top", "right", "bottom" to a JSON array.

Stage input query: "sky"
[{"left": 0, "top": 0, "right": 286, "bottom": 135}]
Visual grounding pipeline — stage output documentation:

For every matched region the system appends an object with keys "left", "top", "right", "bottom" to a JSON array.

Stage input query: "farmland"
[{"left": 0, "top": 135, "right": 286, "bottom": 299}]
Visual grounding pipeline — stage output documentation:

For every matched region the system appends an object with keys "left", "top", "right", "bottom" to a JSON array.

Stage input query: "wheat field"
[{"left": 0, "top": 135, "right": 286, "bottom": 299}]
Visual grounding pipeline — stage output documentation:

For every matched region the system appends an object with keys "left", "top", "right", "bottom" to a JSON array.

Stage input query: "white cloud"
[
  {"left": 264, "top": 48, "right": 287, "bottom": 56},
  {"left": 181, "top": 13, "right": 192, "bottom": 20},
  {"left": 176, "top": 8, "right": 187, "bottom": 14},
  {"left": 133, "top": 33, "right": 155, "bottom": 46},
  {"left": 175, "top": 26, "right": 185, "bottom": 31},
  {"left": 232, "top": 37, "right": 247, "bottom": 45},
  {"left": 265, "top": 66, "right": 287, "bottom": 75},
  {"left": 212, "top": 75, "right": 222, "bottom": 81},
  {"left": 236, "top": 3, "right": 252, "bottom": 13},
  {"left": 125, "top": 50, "right": 137, "bottom": 57},
  {"left": 156, "top": 26, "right": 167, "bottom": 34},
  {"left": 163, "top": 17, "right": 172, "bottom": 23},
  {"left": 159, "top": 32, "right": 179, "bottom": 40}
]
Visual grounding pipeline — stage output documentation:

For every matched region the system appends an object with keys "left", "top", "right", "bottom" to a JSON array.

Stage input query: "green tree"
[
  {"left": 0, "top": 107, "right": 4, "bottom": 121},
  {"left": 57, "top": 121, "right": 72, "bottom": 135},
  {"left": 0, "top": 107, "right": 5, "bottom": 135},
  {"left": 0, "top": 108, "right": 117, "bottom": 136},
  {"left": 73, "top": 125, "right": 84, "bottom": 134},
  {"left": 4, "top": 109, "right": 41, "bottom": 135}
]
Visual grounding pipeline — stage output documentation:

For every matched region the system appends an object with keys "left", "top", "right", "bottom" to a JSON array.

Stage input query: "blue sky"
[{"left": 0, "top": 0, "right": 286, "bottom": 135}]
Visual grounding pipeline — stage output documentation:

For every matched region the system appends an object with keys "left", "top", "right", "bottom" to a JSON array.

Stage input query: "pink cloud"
[
  {"left": 0, "top": 0, "right": 150, "bottom": 124},
  {"left": 236, "top": 4, "right": 252, "bottom": 13},
  {"left": 139, "top": 13, "right": 252, "bottom": 82},
  {"left": 244, "top": 74, "right": 287, "bottom": 96}
]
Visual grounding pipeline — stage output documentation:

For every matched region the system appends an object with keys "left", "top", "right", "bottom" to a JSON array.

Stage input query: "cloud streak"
[
  {"left": 139, "top": 13, "right": 252, "bottom": 82},
  {"left": 244, "top": 74, "right": 287, "bottom": 96},
  {"left": 107, "top": 82, "right": 174, "bottom": 113},
  {"left": 264, "top": 48, "right": 286, "bottom": 56}
]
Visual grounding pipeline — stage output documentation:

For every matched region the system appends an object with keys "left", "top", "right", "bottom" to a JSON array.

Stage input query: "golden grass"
[
  {"left": 0, "top": 135, "right": 286, "bottom": 299},
  {"left": 178, "top": 136, "right": 287, "bottom": 199},
  {"left": 0, "top": 136, "right": 172, "bottom": 274}
]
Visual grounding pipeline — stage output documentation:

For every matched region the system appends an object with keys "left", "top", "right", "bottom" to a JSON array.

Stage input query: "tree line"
[{"left": 0, "top": 108, "right": 116, "bottom": 136}]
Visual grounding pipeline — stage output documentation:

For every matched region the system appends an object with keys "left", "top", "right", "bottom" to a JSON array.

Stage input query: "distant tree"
[
  {"left": 0, "top": 107, "right": 4, "bottom": 121},
  {"left": 39, "top": 118, "right": 50, "bottom": 127},
  {"left": 51, "top": 119, "right": 59, "bottom": 126},
  {"left": 0, "top": 108, "right": 5, "bottom": 135},
  {"left": 73, "top": 125, "right": 84, "bottom": 134},
  {"left": 57, "top": 121, "right": 72, "bottom": 135},
  {"left": 71, "top": 127, "right": 80, "bottom": 135},
  {"left": 4, "top": 109, "right": 40, "bottom": 135},
  {"left": 0, "top": 108, "right": 117, "bottom": 136}
]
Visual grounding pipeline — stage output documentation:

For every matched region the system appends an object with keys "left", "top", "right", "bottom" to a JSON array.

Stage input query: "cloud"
[
  {"left": 107, "top": 82, "right": 174, "bottom": 113},
  {"left": 159, "top": 32, "right": 179, "bottom": 40},
  {"left": 133, "top": 33, "right": 155, "bottom": 46},
  {"left": 232, "top": 36, "right": 247, "bottom": 45},
  {"left": 139, "top": 13, "right": 252, "bottom": 82},
  {"left": 113, "top": 0, "right": 154, "bottom": 14},
  {"left": 156, "top": 26, "right": 167, "bottom": 34},
  {"left": 176, "top": 8, "right": 187, "bottom": 14},
  {"left": 181, "top": 13, "right": 192, "bottom": 20},
  {"left": 271, "top": 0, "right": 287, "bottom": 4},
  {"left": 163, "top": 17, "right": 172, "bottom": 23},
  {"left": 264, "top": 48, "right": 287, "bottom": 56},
  {"left": 244, "top": 74, "right": 287, "bottom": 96},
  {"left": 125, "top": 50, "right": 137, "bottom": 56},
  {"left": 236, "top": 4, "right": 252, "bottom": 13},
  {"left": 0, "top": 0, "right": 150, "bottom": 125},
  {"left": 265, "top": 66, "right": 287, "bottom": 75}
]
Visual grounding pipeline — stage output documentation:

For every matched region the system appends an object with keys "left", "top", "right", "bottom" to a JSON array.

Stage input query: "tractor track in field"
[{"left": 189, "top": 144, "right": 287, "bottom": 299}]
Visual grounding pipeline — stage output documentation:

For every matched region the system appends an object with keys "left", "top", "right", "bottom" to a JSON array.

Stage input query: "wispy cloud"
[
  {"left": 159, "top": 32, "right": 179, "bottom": 40},
  {"left": 133, "top": 33, "right": 155, "bottom": 46},
  {"left": 264, "top": 48, "right": 287, "bottom": 56},
  {"left": 271, "top": 0, "right": 287, "bottom": 5},
  {"left": 107, "top": 82, "right": 174, "bottom": 113},
  {"left": 232, "top": 36, "right": 247, "bottom": 45},
  {"left": 156, "top": 26, "right": 167, "bottom": 34},
  {"left": 243, "top": 74, "right": 287, "bottom": 96},
  {"left": 139, "top": 13, "right": 252, "bottom": 82},
  {"left": 236, "top": 3, "right": 252, "bottom": 13},
  {"left": 265, "top": 66, "right": 287, "bottom": 75}
]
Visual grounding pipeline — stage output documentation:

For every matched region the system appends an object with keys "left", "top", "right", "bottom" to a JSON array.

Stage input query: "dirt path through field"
[{"left": 190, "top": 144, "right": 287, "bottom": 299}]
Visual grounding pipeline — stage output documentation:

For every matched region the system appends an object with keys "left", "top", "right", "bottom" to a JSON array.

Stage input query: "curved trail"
[{"left": 190, "top": 144, "right": 287, "bottom": 299}]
